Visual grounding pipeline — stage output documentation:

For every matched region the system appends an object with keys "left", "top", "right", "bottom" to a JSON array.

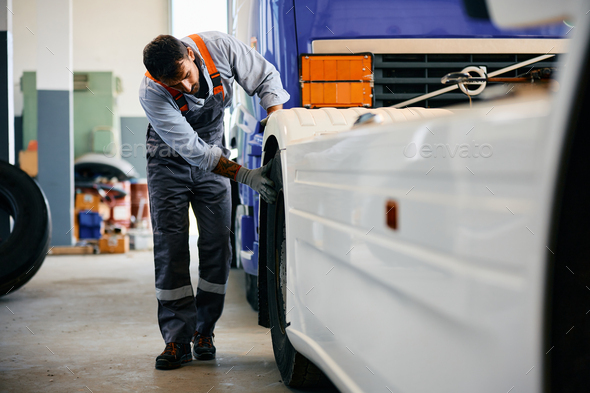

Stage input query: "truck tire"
[
  {"left": 0, "top": 160, "right": 51, "bottom": 296},
  {"left": 266, "top": 150, "right": 328, "bottom": 388}
]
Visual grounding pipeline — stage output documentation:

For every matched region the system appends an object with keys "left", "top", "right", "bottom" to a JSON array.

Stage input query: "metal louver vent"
[{"left": 373, "top": 54, "right": 558, "bottom": 108}]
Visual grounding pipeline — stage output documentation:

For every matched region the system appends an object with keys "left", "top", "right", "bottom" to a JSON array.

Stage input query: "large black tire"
[
  {"left": 0, "top": 160, "right": 51, "bottom": 296},
  {"left": 266, "top": 151, "right": 328, "bottom": 388}
]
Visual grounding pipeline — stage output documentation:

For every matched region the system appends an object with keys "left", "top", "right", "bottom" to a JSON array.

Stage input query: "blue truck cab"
[{"left": 227, "top": 0, "right": 566, "bottom": 311}]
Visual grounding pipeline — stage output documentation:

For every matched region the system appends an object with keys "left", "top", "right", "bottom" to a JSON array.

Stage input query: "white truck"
[{"left": 251, "top": 0, "right": 590, "bottom": 391}]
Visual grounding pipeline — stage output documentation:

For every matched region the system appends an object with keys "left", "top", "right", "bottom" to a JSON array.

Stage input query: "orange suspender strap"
[
  {"left": 144, "top": 71, "right": 189, "bottom": 113},
  {"left": 188, "top": 34, "right": 225, "bottom": 100}
]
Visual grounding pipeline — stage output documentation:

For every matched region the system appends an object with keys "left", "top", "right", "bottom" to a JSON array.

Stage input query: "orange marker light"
[
  {"left": 300, "top": 53, "right": 374, "bottom": 108},
  {"left": 386, "top": 200, "right": 398, "bottom": 230}
]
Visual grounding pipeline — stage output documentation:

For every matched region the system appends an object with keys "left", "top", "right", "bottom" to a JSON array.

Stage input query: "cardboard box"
[
  {"left": 75, "top": 193, "right": 101, "bottom": 212},
  {"left": 98, "top": 202, "right": 111, "bottom": 220},
  {"left": 99, "top": 234, "right": 129, "bottom": 254},
  {"left": 19, "top": 150, "right": 38, "bottom": 177},
  {"left": 48, "top": 245, "right": 94, "bottom": 255},
  {"left": 74, "top": 193, "right": 103, "bottom": 240}
]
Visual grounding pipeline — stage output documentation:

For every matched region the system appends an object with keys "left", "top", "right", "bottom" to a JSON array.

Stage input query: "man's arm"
[
  {"left": 211, "top": 155, "right": 241, "bottom": 180},
  {"left": 140, "top": 84, "right": 223, "bottom": 171},
  {"left": 141, "top": 77, "right": 277, "bottom": 203},
  {"left": 266, "top": 104, "right": 283, "bottom": 114},
  {"left": 260, "top": 104, "right": 283, "bottom": 126}
]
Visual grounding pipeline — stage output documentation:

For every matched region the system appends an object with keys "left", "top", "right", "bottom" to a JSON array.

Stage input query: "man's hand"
[
  {"left": 260, "top": 104, "right": 283, "bottom": 126},
  {"left": 212, "top": 156, "right": 277, "bottom": 204},
  {"left": 235, "top": 160, "right": 277, "bottom": 204}
]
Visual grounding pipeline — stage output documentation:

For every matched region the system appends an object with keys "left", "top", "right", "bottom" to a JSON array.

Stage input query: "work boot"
[
  {"left": 192, "top": 331, "right": 216, "bottom": 360},
  {"left": 155, "top": 342, "right": 192, "bottom": 370}
]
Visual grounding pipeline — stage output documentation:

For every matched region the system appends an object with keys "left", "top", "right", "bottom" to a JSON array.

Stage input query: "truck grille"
[{"left": 374, "top": 54, "right": 559, "bottom": 108}]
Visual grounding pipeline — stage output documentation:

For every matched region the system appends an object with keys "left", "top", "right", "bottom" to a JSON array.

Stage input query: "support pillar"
[
  {"left": 0, "top": 0, "right": 14, "bottom": 243},
  {"left": 36, "top": 0, "right": 74, "bottom": 246}
]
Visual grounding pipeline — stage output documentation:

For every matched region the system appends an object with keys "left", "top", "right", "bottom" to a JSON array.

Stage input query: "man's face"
[{"left": 161, "top": 46, "right": 200, "bottom": 94}]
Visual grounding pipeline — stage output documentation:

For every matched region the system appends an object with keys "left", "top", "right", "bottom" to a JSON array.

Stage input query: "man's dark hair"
[{"left": 143, "top": 35, "right": 188, "bottom": 82}]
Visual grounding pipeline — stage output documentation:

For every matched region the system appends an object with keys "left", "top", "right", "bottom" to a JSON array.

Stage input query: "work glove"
[{"left": 235, "top": 160, "right": 277, "bottom": 204}]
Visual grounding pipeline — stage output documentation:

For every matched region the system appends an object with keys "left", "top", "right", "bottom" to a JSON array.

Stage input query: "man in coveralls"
[{"left": 139, "top": 31, "right": 289, "bottom": 370}]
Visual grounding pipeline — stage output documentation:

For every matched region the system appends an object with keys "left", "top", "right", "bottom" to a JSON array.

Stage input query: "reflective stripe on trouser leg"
[
  {"left": 197, "top": 277, "right": 227, "bottom": 294},
  {"left": 147, "top": 127, "right": 197, "bottom": 344},
  {"left": 156, "top": 285, "right": 194, "bottom": 301},
  {"left": 190, "top": 170, "right": 232, "bottom": 337}
]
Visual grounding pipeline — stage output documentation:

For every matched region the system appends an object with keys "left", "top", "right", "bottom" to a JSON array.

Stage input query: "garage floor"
[{"left": 0, "top": 240, "right": 331, "bottom": 392}]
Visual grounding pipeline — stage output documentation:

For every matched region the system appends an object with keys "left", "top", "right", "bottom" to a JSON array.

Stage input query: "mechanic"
[{"left": 139, "top": 31, "right": 289, "bottom": 370}]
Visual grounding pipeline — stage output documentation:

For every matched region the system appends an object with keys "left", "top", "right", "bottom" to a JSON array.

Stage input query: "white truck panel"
[
  {"left": 262, "top": 107, "right": 452, "bottom": 151},
  {"left": 257, "top": 1, "right": 590, "bottom": 390},
  {"left": 262, "top": 93, "right": 560, "bottom": 391}
]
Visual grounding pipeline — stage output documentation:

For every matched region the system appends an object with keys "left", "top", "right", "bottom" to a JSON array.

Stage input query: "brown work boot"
[
  {"left": 155, "top": 342, "right": 192, "bottom": 370},
  {"left": 192, "top": 331, "right": 216, "bottom": 360}
]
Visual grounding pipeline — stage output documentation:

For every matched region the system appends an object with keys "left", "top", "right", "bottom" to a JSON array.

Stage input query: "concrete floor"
[{"left": 0, "top": 242, "right": 332, "bottom": 392}]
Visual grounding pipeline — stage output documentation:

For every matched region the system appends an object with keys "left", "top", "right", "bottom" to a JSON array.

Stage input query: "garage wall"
[
  {"left": 72, "top": 0, "right": 170, "bottom": 117},
  {"left": 13, "top": 0, "right": 169, "bottom": 117},
  {"left": 12, "top": 0, "right": 36, "bottom": 117},
  {"left": 72, "top": 0, "right": 170, "bottom": 178},
  {"left": 12, "top": 0, "right": 169, "bottom": 176}
]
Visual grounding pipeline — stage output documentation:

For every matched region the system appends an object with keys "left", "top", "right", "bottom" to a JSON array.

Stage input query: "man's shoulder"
[
  {"left": 139, "top": 75, "right": 150, "bottom": 99},
  {"left": 139, "top": 75, "right": 170, "bottom": 104},
  {"left": 181, "top": 32, "right": 242, "bottom": 72},
  {"left": 182, "top": 31, "right": 231, "bottom": 45}
]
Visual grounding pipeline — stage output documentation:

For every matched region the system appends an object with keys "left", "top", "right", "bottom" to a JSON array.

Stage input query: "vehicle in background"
[{"left": 226, "top": 0, "right": 566, "bottom": 311}]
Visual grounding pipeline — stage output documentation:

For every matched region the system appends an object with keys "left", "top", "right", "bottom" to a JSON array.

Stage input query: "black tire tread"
[
  {"left": 0, "top": 160, "right": 51, "bottom": 295},
  {"left": 266, "top": 150, "right": 330, "bottom": 389},
  {"left": 290, "top": 352, "right": 330, "bottom": 388}
]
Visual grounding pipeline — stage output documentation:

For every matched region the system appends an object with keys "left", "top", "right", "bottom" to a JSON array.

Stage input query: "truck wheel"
[
  {"left": 0, "top": 160, "right": 51, "bottom": 296},
  {"left": 266, "top": 150, "right": 328, "bottom": 388}
]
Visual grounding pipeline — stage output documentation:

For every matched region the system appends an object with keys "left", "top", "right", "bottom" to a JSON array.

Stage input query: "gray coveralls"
[
  {"left": 146, "top": 93, "right": 229, "bottom": 342},
  {"left": 139, "top": 31, "right": 289, "bottom": 344}
]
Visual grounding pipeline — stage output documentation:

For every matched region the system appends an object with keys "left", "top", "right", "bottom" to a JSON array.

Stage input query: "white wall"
[
  {"left": 12, "top": 0, "right": 170, "bottom": 117},
  {"left": 171, "top": 0, "right": 227, "bottom": 38}
]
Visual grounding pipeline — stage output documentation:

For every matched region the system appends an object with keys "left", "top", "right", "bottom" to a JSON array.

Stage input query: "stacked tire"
[{"left": 0, "top": 160, "right": 51, "bottom": 296}]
